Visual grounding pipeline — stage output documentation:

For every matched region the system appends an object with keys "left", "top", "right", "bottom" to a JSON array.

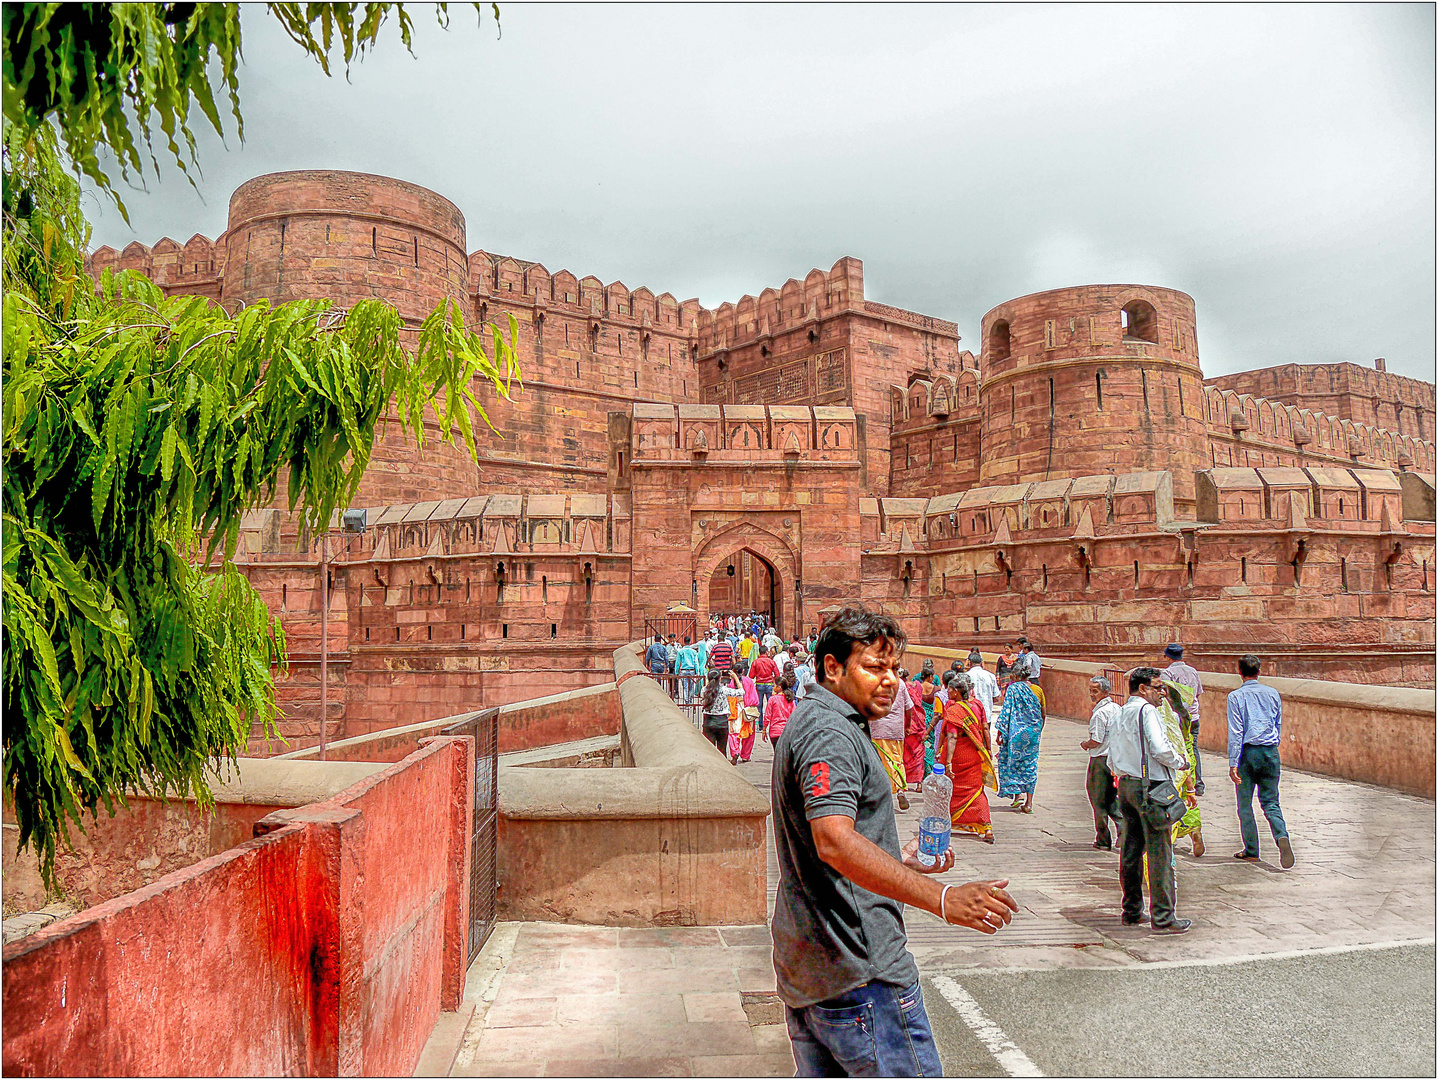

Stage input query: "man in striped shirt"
[{"left": 708, "top": 636, "right": 735, "bottom": 673}]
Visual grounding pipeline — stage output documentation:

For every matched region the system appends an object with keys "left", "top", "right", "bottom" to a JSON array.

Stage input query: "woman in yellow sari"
[
  {"left": 1159, "top": 677, "right": 1204, "bottom": 857},
  {"left": 939, "top": 674, "right": 998, "bottom": 844}
]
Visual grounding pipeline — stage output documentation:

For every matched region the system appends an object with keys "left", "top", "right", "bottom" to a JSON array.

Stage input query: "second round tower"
[{"left": 978, "top": 284, "right": 1209, "bottom": 507}]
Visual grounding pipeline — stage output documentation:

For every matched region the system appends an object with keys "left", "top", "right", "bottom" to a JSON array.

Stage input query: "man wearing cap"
[{"left": 1163, "top": 643, "right": 1205, "bottom": 795}]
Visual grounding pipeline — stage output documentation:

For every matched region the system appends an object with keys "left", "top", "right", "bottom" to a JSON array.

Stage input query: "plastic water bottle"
[{"left": 917, "top": 764, "right": 953, "bottom": 867}]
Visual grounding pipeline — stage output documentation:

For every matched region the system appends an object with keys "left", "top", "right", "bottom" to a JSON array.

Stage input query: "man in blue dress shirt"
[{"left": 1227, "top": 654, "right": 1295, "bottom": 868}]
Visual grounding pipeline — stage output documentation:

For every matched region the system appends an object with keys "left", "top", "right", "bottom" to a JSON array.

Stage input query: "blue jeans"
[
  {"left": 1236, "top": 744, "right": 1288, "bottom": 855},
  {"left": 757, "top": 682, "right": 773, "bottom": 718},
  {"left": 786, "top": 980, "right": 942, "bottom": 1077}
]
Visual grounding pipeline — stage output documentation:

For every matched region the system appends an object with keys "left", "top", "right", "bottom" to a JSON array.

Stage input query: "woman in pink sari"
[{"left": 729, "top": 660, "right": 759, "bottom": 763}]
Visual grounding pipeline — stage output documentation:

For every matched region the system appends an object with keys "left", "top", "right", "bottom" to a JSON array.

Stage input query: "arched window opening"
[
  {"left": 1121, "top": 300, "right": 1158, "bottom": 343},
  {"left": 1340, "top": 557, "right": 1349, "bottom": 592},
  {"left": 989, "top": 320, "right": 1011, "bottom": 362}
]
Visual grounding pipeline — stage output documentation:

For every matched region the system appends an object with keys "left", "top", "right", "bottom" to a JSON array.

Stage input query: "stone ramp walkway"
[
  {"left": 740, "top": 713, "right": 1435, "bottom": 969},
  {"left": 428, "top": 713, "right": 1435, "bottom": 1075}
]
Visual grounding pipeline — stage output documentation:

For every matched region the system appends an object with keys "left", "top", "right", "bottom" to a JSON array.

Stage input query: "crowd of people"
[
  {"left": 646, "top": 611, "right": 820, "bottom": 766},
  {"left": 753, "top": 604, "right": 1298, "bottom": 1076}
]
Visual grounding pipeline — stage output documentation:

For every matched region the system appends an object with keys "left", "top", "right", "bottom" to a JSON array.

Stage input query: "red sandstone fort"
[{"left": 88, "top": 171, "right": 1438, "bottom": 749}]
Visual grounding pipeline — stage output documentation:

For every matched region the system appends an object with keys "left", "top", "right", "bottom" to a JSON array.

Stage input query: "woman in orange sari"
[
  {"left": 900, "top": 668, "right": 927, "bottom": 788},
  {"left": 938, "top": 673, "right": 997, "bottom": 844}
]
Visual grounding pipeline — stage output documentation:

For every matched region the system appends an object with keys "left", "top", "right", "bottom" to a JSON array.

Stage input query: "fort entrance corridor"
[{"left": 435, "top": 714, "right": 1436, "bottom": 1076}]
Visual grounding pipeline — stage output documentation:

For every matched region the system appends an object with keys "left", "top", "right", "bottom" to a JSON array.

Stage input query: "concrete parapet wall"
[
  {"left": 2, "top": 758, "right": 388, "bottom": 912},
  {"left": 904, "top": 644, "right": 1436, "bottom": 797},
  {"left": 2, "top": 738, "right": 473, "bottom": 1077},
  {"left": 495, "top": 644, "right": 769, "bottom": 926}
]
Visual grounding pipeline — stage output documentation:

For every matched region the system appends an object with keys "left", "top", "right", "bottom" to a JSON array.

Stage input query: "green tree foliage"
[
  {"left": 2, "top": 2, "right": 498, "bottom": 220},
  {"left": 2, "top": 5, "right": 516, "bottom": 884}
]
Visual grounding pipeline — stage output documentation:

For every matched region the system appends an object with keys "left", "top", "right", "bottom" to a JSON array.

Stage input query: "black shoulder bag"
[{"left": 1139, "top": 704, "right": 1187, "bottom": 830}]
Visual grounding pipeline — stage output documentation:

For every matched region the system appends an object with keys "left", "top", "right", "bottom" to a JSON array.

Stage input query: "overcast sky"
[{"left": 85, "top": 3, "right": 1436, "bottom": 382}]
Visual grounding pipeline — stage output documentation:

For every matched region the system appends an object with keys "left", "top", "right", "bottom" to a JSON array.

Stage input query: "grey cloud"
[{"left": 85, "top": 3, "right": 1435, "bottom": 380}]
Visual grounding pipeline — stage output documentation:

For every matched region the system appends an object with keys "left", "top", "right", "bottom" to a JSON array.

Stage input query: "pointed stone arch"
[{"left": 693, "top": 521, "right": 800, "bottom": 637}]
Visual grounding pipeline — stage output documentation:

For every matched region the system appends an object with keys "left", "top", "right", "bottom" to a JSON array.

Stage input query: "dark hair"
[
  {"left": 1239, "top": 654, "right": 1261, "bottom": 679},
  {"left": 953, "top": 673, "right": 971, "bottom": 699},
  {"left": 1017, "top": 636, "right": 1030, "bottom": 647},
  {"left": 950, "top": 660, "right": 962, "bottom": 673},
  {"left": 701, "top": 672, "right": 722, "bottom": 709},
  {"left": 683, "top": 636, "right": 691, "bottom": 645},
  {"left": 920, "top": 658, "right": 935, "bottom": 679},
  {"left": 813, "top": 605, "right": 906, "bottom": 685},
  {"left": 735, "top": 658, "right": 750, "bottom": 677},
  {"left": 1010, "top": 668, "right": 1030, "bottom": 682},
  {"left": 779, "top": 669, "right": 796, "bottom": 704},
  {"left": 1129, "top": 666, "right": 1162, "bottom": 694},
  {"left": 941, "top": 671, "right": 956, "bottom": 687}
]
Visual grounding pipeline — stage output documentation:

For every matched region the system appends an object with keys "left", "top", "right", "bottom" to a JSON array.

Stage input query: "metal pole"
[{"left": 319, "top": 531, "right": 329, "bottom": 761}]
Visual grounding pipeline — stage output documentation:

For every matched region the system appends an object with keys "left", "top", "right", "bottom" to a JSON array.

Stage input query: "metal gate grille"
[{"left": 443, "top": 707, "right": 500, "bottom": 965}]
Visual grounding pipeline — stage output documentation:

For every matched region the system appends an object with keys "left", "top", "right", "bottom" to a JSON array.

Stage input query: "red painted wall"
[{"left": 2, "top": 738, "right": 473, "bottom": 1078}]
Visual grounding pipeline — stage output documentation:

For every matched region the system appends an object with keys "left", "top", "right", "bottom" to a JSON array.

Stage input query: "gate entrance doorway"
[{"left": 707, "top": 548, "right": 779, "bottom": 634}]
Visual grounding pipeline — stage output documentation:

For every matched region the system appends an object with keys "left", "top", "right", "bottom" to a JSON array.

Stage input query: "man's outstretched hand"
[
  {"left": 941, "top": 880, "right": 1018, "bottom": 934},
  {"left": 901, "top": 836, "right": 955, "bottom": 874}
]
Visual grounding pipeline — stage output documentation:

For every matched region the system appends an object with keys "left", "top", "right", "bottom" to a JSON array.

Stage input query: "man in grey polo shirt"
[{"left": 772, "top": 605, "right": 1018, "bottom": 1077}]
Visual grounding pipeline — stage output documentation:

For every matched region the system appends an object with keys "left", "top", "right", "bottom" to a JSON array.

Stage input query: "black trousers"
[
  {"left": 1085, "top": 756, "right": 1123, "bottom": 848},
  {"left": 1117, "top": 776, "right": 1178, "bottom": 927},
  {"left": 703, "top": 724, "right": 728, "bottom": 753},
  {"left": 1188, "top": 720, "right": 1203, "bottom": 787}
]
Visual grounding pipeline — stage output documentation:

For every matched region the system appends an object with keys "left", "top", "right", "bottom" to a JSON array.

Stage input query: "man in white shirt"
[
  {"left": 965, "top": 651, "right": 999, "bottom": 734},
  {"left": 1016, "top": 637, "right": 1041, "bottom": 681},
  {"left": 1105, "top": 667, "right": 1192, "bottom": 934},
  {"left": 1079, "top": 676, "right": 1123, "bottom": 851}
]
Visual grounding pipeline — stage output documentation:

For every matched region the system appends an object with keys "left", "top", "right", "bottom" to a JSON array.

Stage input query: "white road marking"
[
  {"left": 963, "top": 936, "right": 1437, "bottom": 974},
  {"left": 931, "top": 974, "right": 1044, "bottom": 1077}
]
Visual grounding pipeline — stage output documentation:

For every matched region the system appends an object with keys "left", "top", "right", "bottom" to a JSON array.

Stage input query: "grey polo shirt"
[{"left": 770, "top": 684, "right": 919, "bottom": 1009}]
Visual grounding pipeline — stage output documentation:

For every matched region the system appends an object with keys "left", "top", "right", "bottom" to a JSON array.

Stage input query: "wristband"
[{"left": 937, "top": 883, "right": 955, "bottom": 923}]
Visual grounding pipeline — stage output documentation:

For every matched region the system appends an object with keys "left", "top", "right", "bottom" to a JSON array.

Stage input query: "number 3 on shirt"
[{"left": 808, "top": 762, "right": 830, "bottom": 798}]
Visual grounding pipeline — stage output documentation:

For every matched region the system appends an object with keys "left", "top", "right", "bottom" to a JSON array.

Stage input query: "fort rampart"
[{"left": 86, "top": 169, "right": 1437, "bottom": 750}]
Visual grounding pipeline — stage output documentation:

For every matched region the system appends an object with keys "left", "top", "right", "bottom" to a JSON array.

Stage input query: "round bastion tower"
[
  {"left": 978, "top": 284, "right": 1209, "bottom": 509},
  {"left": 222, "top": 170, "right": 469, "bottom": 320},
  {"left": 223, "top": 171, "right": 480, "bottom": 506}
]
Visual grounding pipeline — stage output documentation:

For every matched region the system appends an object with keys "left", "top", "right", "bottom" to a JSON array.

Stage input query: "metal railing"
[
  {"left": 645, "top": 670, "right": 707, "bottom": 729},
  {"left": 441, "top": 707, "right": 500, "bottom": 965}
]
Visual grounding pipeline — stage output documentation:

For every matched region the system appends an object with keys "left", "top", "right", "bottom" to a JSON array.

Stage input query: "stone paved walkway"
[{"left": 430, "top": 714, "right": 1435, "bottom": 1075}]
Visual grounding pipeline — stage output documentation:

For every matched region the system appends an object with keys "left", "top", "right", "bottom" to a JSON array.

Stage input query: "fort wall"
[
  {"left": 86, "top": 170, "right": 1438, "bottom": 748},
  {"left": 1209, "top": 361, "right": 1435, "bottom": 443}
]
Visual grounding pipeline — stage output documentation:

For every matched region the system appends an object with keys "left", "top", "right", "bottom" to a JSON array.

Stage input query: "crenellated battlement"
[
  {"left": 1202, "top": 384, "right": 1435, "bottom": 474},
  {"left": 468, "top": 250, "right": 705, "bottom": 338},
  {"left": 89, "top": 233, "right": 226, "bottom": 293},
  {"left": 627, "top": 402, "right": 860, "bottom": 464},
  {"left": 695, "top": 258, "right": 867, "bottom": 358},
  {"left": 857, "top": 466, "right": 1434, "bottom": 557},
  {"left": 238, "top": 492, "right": 634, "bottom": 563}
]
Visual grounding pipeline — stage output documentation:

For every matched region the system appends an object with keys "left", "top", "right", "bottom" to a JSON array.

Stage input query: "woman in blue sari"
[{"left": 994, "top": 668, "right": 1045, "bottom": 813}]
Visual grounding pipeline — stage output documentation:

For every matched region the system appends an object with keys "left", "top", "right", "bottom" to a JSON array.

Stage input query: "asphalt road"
[{"left": 923, "top": 943, "right": 1437, "bottom": 1077}]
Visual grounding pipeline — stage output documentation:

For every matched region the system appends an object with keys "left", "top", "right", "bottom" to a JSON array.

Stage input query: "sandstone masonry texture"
[{"left": 88, "top": 171, "right": 1438, "bottom": 749}]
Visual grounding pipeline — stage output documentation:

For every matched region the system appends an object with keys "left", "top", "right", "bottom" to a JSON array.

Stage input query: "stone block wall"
[
  {"left": 1208, "top": 360, "right": 1435, "bottom": 443},
  {"left": 89, "top": 170, "right": 1438, "bottom": 744}
]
